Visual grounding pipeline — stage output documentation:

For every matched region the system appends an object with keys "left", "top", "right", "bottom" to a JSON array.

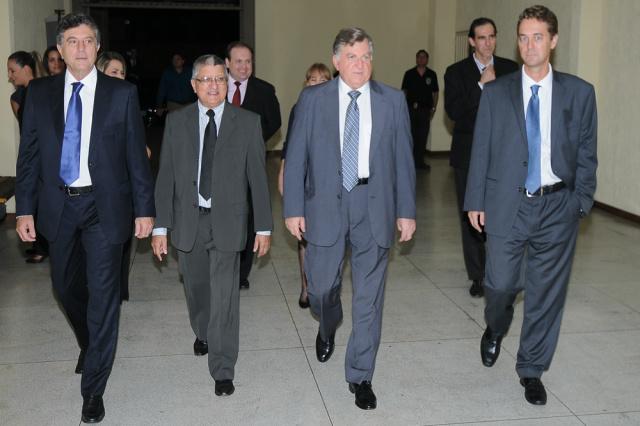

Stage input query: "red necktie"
[{"left": 232, "top": 81, "right": 242, "bottom": 106}]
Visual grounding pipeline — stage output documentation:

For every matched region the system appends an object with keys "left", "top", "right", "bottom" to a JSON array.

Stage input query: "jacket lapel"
[
  {"left": 216, "top": 101, "right": 236, "bottom": 155},
  {"left": 369, "top": 80, "right": 387, "bottom": 163},
  {"left": 550, "top": 71, "right": 566, "bottom": 153},
  {"left": 51, "top": 74, "right": 66, "bottom": 145},
  {"left": 185, "top": 103, "right": 200, "bottom": 154},
  {"left": 322, "top": 80, "right": 341, "bottom": 162},
  {"left": 89, "top": 73, "right": 111, "bottom": 162},
  {"left": 509, "top": 70, "right": 528, "bottom": 145}
]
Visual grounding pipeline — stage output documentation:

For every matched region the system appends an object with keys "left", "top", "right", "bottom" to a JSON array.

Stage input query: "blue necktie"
[
  {"left": 342, "top": 90, "right": 361, "bottom": 191},
  {"left": 525, "top": 85, "right": 541, "bottom": 193},
  {"left": 59, "top": 82, "right": 84, "bottom": 186}
]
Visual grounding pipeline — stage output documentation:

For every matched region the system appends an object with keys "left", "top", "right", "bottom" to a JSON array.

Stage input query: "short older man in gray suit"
[
  {"left": 465, "top": 6, "right": 597, "bottom": 406},
  {"left": 283, "top": 28, "right": 416, "bottom": 410},
  {"left": 152, "top": 54, "right": 273, "bottom": 397}
]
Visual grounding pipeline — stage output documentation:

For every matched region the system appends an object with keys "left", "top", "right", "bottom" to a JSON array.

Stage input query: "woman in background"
[
  {"left": 42, "top": 46, "right": 65, "bottom": 76},
  {"left": 278, "top": 63, "right": 332, "bottom": 309},
  {"left": 8, "top": 51, "right": 48, "bottom": 263},
  {"left": 96, "top": 51, "right": 149, "bottom": 302}
]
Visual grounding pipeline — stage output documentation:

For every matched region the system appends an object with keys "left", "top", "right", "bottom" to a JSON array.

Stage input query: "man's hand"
[
  {"left": 480, "top": 65, "right": 496, "bottom": 86},
  {"left": 151, "top": 235, "right": 168, "bottom": 261},
  {"left": 253, "top": 234, "right": 271, "bottom": 257},
  {"left": 285, "top": 217, "right": 306, "bottom": 241},
  {"left": 135, "top": 217, "right": 154, "bottom": 238},
  {"left": 397, "top": 218, "right": 416, "bottom": 242},
  {"left": 16, "top": 216, "right": 36, "bottom": 242},
  {"left": 468, "top": 211, "right": 485, "bottom": 233}
]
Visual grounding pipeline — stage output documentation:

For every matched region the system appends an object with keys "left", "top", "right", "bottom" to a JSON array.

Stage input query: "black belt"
[
  {"left": 356, "top": 177, "right": 369, "bottom": 186},
  {"left": 525, "top": 181, "right": 566, "bottom": 197},
  {"left": 199, "top": 206, "right": 211, "bottom": 213},
  {"left": 62, "top": 185, "right": 93, "bottom": 196}
]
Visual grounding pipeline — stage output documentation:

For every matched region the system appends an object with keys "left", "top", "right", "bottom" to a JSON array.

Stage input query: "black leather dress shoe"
[
  {"left": 194, "top": 338, "right": 208, "bottom": 356},
  {"left": 75, "top": 351, "right": 86, "bottom": 374},
  {"left": 240, "top": 278, "right": 250, "bottom": 290},
  {"left": 26, "top": 255, "right": 48, "bottom": 264},
  {"left": 348, "top": 381, "right": 377, "bottom": 410},
  {"left": 469, "top": 279, "right": 485, "bottom": 297},
  {"left": 215, "top": 379, "right": 235, "bottom": 396},
  {"left": 81, "top": 396, "right": 105, "bottom": 423},
  {"left": 520, "top": 377, "right": 547, "bottom": 405},
  {"left": 298, "top": 297, "right": 310, "bottom": 309},
  {"left": 316, "top": 331, "right": 335, "bottom": 363},
  {"left": 481, "top": 327, "right": 502, "bottom": 367}
]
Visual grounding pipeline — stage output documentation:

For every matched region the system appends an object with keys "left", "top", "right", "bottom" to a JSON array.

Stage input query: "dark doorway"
[{"left": 92, "top": 7, "right": 241, "bottom": 109}]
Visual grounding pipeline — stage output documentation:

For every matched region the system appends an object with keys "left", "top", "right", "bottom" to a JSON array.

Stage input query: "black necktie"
[{"left": 199, "top": 109, "right": 217, "bottom": 200}]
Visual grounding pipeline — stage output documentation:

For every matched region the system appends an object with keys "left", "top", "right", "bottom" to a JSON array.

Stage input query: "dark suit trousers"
[
  {"left": 484, "top": 189, "right": 579, "bottom": 379},
  {"left": 454, "top": 167, "right": 486, "bottom": 281},
  {"left": 305, "top": 185, "right": 389, "bottom": 384},
  {"left": 178, "top": 211, "right": 240, "bottom": 380},
  {"left": 409, "top": 107, "right": 431, "bottom": 165},
  {"left": 239, "top": 189, "right": 255, "bottom": 281},
  {"left": 49, "top": 192, "right": 123, "bottom": 397}
]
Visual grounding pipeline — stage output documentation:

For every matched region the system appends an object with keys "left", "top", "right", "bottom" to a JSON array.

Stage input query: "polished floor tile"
[{"left": 1, "top": 156, "right": 639, "bottom": 426}]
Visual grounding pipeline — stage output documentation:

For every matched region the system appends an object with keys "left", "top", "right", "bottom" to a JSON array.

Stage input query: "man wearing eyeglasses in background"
[{"left": 151, "top": 54, "right": 273, "bottom": 397}]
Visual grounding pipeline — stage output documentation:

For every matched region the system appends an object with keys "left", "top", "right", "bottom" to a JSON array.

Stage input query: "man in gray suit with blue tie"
[
  {"left": 283, "top": 28, "right": 416, "bottom": 410},
  {"left": 465, "top": 6, "right": 598, "bottom": 406}
]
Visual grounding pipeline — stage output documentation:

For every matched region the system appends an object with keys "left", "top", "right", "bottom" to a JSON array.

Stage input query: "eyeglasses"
[{"left": 194, "top": 76, "right": 228, "bottom": 85}]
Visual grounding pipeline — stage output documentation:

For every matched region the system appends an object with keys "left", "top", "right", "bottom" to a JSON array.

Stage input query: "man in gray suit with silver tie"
[
  {"left": 152, "top": 54, "right": 273, "bottom": 397},
  {"left": 283, "top": 28, "right": 416, "bottom": 410},
  {"left": 465, "top": 6, "right": 598, "bottom": 406}
]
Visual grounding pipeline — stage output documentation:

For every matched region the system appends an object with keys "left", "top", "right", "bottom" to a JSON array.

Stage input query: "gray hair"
[
  {"left": 192, "top": 54, "right": 228, "bottom": 79},
  {"left": 56, "top": 13, "right": 101, "bottom": 46},
  {"left": 332, "top": 28, "right": 373, "bottom": 60}
]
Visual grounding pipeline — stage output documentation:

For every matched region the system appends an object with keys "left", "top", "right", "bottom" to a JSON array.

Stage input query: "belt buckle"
[
  {"left": 65, "top": 186, "right": 78, "bottom": 197},
  {"left": 525, "top": 189, "right": 537, "bottom": 198}
]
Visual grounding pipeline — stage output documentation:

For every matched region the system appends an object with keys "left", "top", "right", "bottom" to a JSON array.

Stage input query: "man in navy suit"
[
  {"left": 465, "top": 6, "right": 597, "bottom": 405},
  {"left": 283, "top": 28, "right": 416, "bottom": 410},
  {"left": 225, "top": 41, "right": 281, "bottom": 290},
  {"left": 445, "top": 18, "right": 519, "bottom": 298},
  {"left": 15, "top": 13, "right": 155, "bottom": 423}
]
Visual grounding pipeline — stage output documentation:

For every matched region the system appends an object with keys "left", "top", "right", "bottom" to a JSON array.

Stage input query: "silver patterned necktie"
[{"left": 342, "top": 90, "right": 361, "bottom": 191}]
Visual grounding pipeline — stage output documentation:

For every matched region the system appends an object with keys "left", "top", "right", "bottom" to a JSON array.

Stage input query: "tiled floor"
[{"left": 1, "top": 156, "right": 639, "bottom": 426}]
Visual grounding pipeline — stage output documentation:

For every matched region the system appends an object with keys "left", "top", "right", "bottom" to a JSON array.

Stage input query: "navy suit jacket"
[
  {"left": 241, "top": 75, "right": 281, "bottom": 142},
  {"left": 15, "top": 71, "right": 155, "bottom": 244},
  {"left": 444, "top": 55, "right": 519, "bottom": 169},
  {"left": 283, "top": 78, "right": 416, "bottom": 249},
  {"left": 464, "top": 69, "right": 598, "bottom": 237}
]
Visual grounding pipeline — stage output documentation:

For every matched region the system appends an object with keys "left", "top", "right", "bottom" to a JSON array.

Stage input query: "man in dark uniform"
[{"left": 401, "top": 49, "right": 439, "bottom": 170}]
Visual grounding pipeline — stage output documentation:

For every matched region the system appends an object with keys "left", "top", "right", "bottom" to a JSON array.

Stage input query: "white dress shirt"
[
  {"left": 338, "top": 77, "right": 372, "bottom": 178},
  {"left": 522, "top": 64, "right": 561, "bottom": 186},
  {"left": 64, "top": 67, "right": 98, "bottom": 187},
  {"left": 227, "top": 75, "right": 247, "bottom": 104}
]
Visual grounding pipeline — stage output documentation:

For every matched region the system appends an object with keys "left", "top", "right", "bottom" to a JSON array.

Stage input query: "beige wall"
[
  {"left": 1, "top": 0, "right": 69, "bottom": 213},
  {"left": 255, "top": 0, "right": 431, "bottom": 150}
]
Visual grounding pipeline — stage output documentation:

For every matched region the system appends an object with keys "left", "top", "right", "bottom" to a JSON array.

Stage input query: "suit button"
[
  {"left": 337, "top": 195, "right": 341, "bottom": 200},
  {"left": 518, "top": 187, "right": 523, "bottom": 192},
  {"left": 523, "top": 162, "right": 527, "bottom": 166},
  {"left": 193, "top": 203, "right": 197, "bottom": 208},
  {"left": 193, "top": 181, "right": 197, "bottom": 186}
]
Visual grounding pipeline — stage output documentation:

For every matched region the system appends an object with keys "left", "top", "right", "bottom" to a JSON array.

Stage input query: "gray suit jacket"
[
  {"left": 464, "top": 69, "right": 598, "bottom": 237},
  {"left": 154, "top": 101, "right": 273, "bottom": 252},
  {"left": 282, "top": 78, "right": 416, "bottom": 249}
]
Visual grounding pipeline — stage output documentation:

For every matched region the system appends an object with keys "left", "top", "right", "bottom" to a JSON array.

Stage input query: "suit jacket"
[
  {"left": 15, "top": 71, "right": 155, "bottom": 244},
  {"left": 241, "top": 76, "right": 281, "bottom": 142},
  {"left": 444, "top": 55, "right": 519, "bottom": 169},
  {"left": 283, "top": 78, "right": 416, "bottom": 249},
  {"left": 154, "top": 101, "right": 273, "bottom": 253},
  {"left": 464, "top": 69, "right": 598, "bottom": 237}
]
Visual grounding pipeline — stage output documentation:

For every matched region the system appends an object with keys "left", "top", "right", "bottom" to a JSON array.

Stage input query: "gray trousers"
[
  {"left": 484, "top": 189, "right": 580, "bottom": 379},
  {"left": 305, "top": 184, "right": 389, "bottom": 384},
  {"left": 178, "top": 211, "right": 240, "bottom": 380}
]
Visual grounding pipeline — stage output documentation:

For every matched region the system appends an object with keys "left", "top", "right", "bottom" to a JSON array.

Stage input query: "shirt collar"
[
  {"left": 522, "top": 63, "right": 553, "bottom": 90},
  {"left": 473, "top": 53, "right": 494, "bottom": 72},
  {"left": 197, "top": 99, "right": 225, "bottom": 118},
  {"left": 338, "top": 77, "right": 370, "bottom": 98},
  {"left": 227, "top": 75, "right": 247, "bottom": 87},
  {"left": 65, "top": 66, "right": 98, "bottom": 90}
]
